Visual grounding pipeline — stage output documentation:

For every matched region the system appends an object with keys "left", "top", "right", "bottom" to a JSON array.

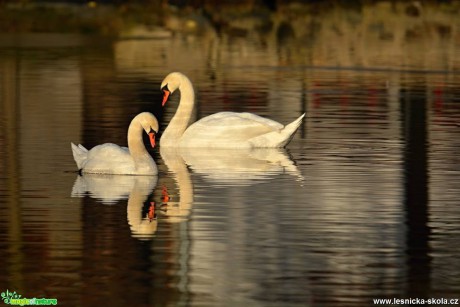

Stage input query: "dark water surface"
[{"left": 1, "top": 29, "right": 460, "bottom": 306}]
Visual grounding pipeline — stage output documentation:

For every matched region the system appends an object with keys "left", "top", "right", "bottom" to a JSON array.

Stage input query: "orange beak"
[
  {"left": 148, "top": 201, "right": 156, "bottom": 221},
  {"left": 162, "top": 90, "right": 170, "bottom": 106},
  {"left": 148, "top": 131, "right": 156, "bottom": 148}
]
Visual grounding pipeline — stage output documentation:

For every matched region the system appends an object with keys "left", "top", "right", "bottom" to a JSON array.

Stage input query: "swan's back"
[
  {"left": 84, "top": 144, "right": 133, "bottom": 173},
  {"left": 180, "top": 112, "right": 284, "bottom": 147},
  {"left": 197, "top": 112, "right": 283, "bottom": 129},
  {"left": 72, "top": 142, "right": 138, "bottom": 174}
]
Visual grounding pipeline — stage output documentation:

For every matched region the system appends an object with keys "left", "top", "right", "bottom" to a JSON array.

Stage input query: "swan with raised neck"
[
  {"left": 160, "top": 72, "right": 195, "bottom": 147},
  {"left": 160, "top": 72, "right": 305, "bottom": 148}
]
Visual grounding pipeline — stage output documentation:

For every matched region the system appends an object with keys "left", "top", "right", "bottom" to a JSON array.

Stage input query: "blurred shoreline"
[
  {"left": 1, "top": 1, "right": 459, "bottom": 36},
  {"left": 1, "top": 1, "right": 459, "bottom": 71}
]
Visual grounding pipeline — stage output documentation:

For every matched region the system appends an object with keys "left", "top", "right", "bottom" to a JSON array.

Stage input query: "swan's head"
[
  {"left": 135, "top": 112, "right": 159, "bottom": 148},
  {"left": 160, "top": 72, "right": 190, "bottom": 106}
]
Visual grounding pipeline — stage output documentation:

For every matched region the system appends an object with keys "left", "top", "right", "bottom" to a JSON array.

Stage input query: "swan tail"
[
  {"left": 284, "top": 113, "right": 305, "bottom": 135},
  {"left": 276, "top": 113, "right": 305, "bottom": 147},
  {"left": 71, "top": 142, "right": 88, "bottom": 170},
  {"left": 249, "top": 113, "right": 305, "bottom": 148}
]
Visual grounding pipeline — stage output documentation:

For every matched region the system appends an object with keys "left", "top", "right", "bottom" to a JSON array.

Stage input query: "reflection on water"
[
  {"left": 71, "top": 175, "right": 159, "bottom": 240},
  {"left": 1, "top": 8, "right": 460, "bottom": 305},
  {"left": 159, "top": 147, "right": 193, "bottom": 224},
  {"left": 175, "top": 147, "right": 303, "bottom": 184}
]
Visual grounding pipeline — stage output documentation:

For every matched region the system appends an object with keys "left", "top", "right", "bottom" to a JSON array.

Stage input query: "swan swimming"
[{"left": 160, "top": 72, "right": 305, "bottom": 148}]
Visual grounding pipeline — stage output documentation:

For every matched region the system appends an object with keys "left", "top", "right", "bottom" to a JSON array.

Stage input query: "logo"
[{"left": 1, "top": 290, "right": 57, "bottom": 306}]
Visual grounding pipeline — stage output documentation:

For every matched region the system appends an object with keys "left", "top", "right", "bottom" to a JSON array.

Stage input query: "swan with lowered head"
[
  {"left": 160, "top": 72, "right": 305, "bottom": 148},
  {"left": 71, "top": 112, "right": 159, "bottom": 175}
]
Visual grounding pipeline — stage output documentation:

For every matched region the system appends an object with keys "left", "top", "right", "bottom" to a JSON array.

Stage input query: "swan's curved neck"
[
  {"left": 128, "top": 120, "right": 150, "bottom": 164},
  {"left": 161, "top": 77, "right": 195, "bottom": 146}
]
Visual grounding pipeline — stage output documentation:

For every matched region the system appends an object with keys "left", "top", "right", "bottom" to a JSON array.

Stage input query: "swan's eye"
[{"left": 161, "top": 84, "right": 169, "bottom": 92}]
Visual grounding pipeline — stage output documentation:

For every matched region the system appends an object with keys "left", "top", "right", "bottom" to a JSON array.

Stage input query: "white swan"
[
  {"left": 71, "top": 112, "right": 159, "bottom": 175},
  {"left": 160, "top": 72, "right": 305, "bottom": 148}
]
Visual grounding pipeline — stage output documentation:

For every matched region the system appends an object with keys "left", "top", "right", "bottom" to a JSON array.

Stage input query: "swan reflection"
[
  {"left": 71, "top": 174, "right": 158, "bottom": 240},
  {"left": 159, "top": 148, "right": 193, "bottom": 223},
  {"left": 165, "top": 147, "right": 303, "bottom": 185}
]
